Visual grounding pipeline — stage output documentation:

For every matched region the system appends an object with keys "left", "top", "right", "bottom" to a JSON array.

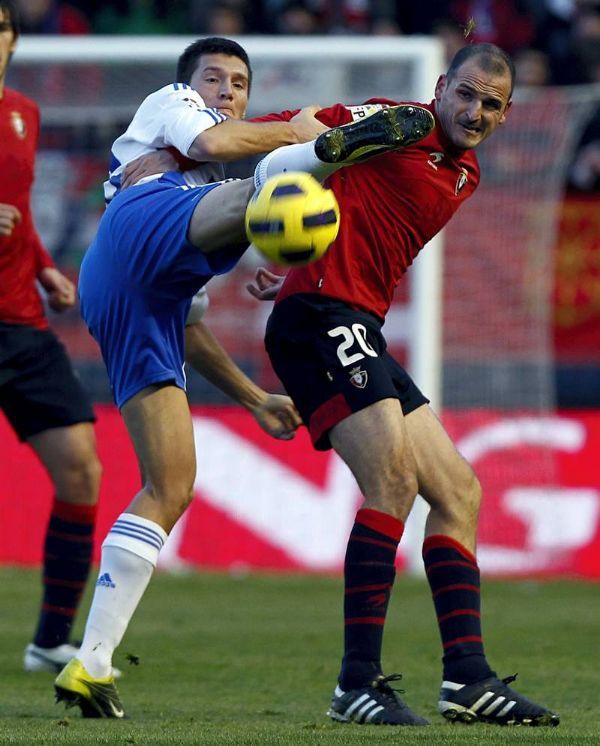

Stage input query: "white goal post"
[{"left": 13, "top": 34, "right": 446, "bottom": 411}]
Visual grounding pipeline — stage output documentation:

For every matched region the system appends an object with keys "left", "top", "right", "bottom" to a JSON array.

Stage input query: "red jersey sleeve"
[
  {"left": 33, "top": 229, "right": 55, "bottom": 274},
  {"left": 0, "top": 89, "right": 54, "bottom": 328},
  {"left": 249, "top": 104, "right": 355, "bottom": 128}
]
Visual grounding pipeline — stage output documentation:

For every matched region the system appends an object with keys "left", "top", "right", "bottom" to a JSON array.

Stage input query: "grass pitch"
[{"left": 0, "top": 568, "right": 598, "bottom": 744}]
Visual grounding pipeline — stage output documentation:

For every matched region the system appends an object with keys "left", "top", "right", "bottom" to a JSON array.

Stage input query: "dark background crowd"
[{"left": 13, "top": 1, "right": 600, "bottom": 86}]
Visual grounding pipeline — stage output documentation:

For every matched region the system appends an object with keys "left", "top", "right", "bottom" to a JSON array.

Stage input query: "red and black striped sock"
[
  {"left": 423, "top": 534, "right": 494, "bottom": 684},
  {"left": 339, "top": 508, "right": 404, "bottom": 690},
  {"left": 33, "top": 499, "right": 97, "bottom": 649}
]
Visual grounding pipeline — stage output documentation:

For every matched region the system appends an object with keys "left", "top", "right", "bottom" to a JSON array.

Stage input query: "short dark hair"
[
  {"left": 0, "top": 0, "right": 19, "bottom": 39},
  {"left": 176, "top": 37, "right": 252, "bottom": 91},
  {"left": 447, "top": 43, "right": 515, "bottom": 97}
]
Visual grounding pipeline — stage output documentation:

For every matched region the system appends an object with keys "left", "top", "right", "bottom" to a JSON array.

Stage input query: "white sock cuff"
[
  {"left": 102, "top": 513, "right": 168, "bottom": 567},
  {"left": 253, "top": 142, "right": 329, "bottom": 190}
]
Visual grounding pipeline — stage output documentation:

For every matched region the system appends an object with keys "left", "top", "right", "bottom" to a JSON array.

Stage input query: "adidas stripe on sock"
[{"left": 77, "top": 513, "right": 167, "bottom": 679}]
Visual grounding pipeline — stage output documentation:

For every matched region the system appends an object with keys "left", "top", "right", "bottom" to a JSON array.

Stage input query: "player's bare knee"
[
  {"left": 363, "top": 469, "right": 419, "bottom": 519},
  {"left": 433, "top": 467, "right": 481, "bottom": 529},
  {"left": 146, "top": 479, "right": 195, "bottom": 522},
  {"left": 453, "top": 466, "right": 482, "bottom": 515},
  {"left": 54, "top": 449, "right": 102, "bottom": 503}
]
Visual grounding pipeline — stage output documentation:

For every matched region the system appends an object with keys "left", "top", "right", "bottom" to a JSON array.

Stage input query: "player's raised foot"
[
  {"left": 438, "top": 674, "right": 560, "bottom": 726},
  {"left": 327, "top": 673, "right": 429, "bottom": 725},
  {"left": 24, "top": 642, "right": 122, "bottom": 677},
  {"left": 55, "top": 658, "right": 125, "bottom": 719},
  {"left": 315, "top": 105, "right": 435, "bottom": 164}
]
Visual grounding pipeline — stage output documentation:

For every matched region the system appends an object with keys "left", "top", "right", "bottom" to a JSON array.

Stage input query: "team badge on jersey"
[
  {"left": 455, "top": 168, "right": 468, "bottom": 195},
  {"left": 10, "top": 111, "right": 26, "bottom": 139},
  {"left": 427, "top": 152, "right": 444, "bottom": 170},
  {"left": 349, "top": 366, "right": 368, "bottom": 389}
]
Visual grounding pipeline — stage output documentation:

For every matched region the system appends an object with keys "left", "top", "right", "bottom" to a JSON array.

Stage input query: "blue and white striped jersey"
[{"left": 104, "top": 83, "right": 228, "bottom": 203}]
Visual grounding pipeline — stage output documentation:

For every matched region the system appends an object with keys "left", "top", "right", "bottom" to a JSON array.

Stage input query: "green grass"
[{"left": 0, "top": 568, "right": 598, "bottom": 744}]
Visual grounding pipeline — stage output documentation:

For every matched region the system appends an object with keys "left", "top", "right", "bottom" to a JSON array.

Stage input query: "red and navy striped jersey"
[
  {"left": 0, "top": 88, "right": 54, "bottom": 330},
  {"left": 255, "top": 100, "right": 480, "bottom": 321}
]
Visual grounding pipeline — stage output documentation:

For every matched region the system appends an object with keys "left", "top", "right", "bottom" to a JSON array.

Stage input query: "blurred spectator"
[
  {"left": 449, "top": 0, "right": 536, "bottom": 54},
  {"left": 275, "top": 1, "right": 320, "bottom": 33},
  {"left": 571, "top": 8, "right": 600, "bottom": 82},
  {"left": 370, "top": 16, "right": 402, "bottom": 35},
  {"left": 15, "top": 0, "right": 91, "bottom": 33},
  {"left": 570, "top": 103, "right": 600, "bottom": 192},
  {"left": 186, "top": 0, "right": 268, "bottom": 33},
  {"left": 514, "top": 47, "right": 551, "bottom": 86},
  {"left": 317, "top": 0, "right": 370, "bottom": 33},
  {"left": 368, "top": 2, "right": 452, "bottom": 35},
  {"left": 532, "top": 0, "right": 596, "bottom": 84},
  {"left": 93, "top": 0, "right": 182, "bottom": 34},
  {"left": 204, "top": 2, "right": 247, "bottom": 34},
  {"left": 265, "top": 0, "right": 373, "bottom": 34}
]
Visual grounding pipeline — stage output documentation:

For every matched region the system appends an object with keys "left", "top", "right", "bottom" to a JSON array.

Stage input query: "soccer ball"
[{"left": 245, "top": 171, "right": 340, "bottom": 266}]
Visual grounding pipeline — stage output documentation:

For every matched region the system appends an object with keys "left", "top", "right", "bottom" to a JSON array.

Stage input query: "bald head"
[{"left": 447, "top": 43, "right": 515, "bottom": 97}]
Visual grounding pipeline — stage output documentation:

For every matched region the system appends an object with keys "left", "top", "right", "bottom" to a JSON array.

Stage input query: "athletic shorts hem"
[
  {"left": 310, "top": 392, "right": 419, "bottom": 451},
  {"left": 19, "top": 415, "right": 96, "bottom": 443},
  {"left": 116, "top": 374, "right": 182, "bottom": 409}
]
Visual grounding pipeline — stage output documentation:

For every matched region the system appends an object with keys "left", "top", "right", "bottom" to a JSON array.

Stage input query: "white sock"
[
  {"left": 77, "top": 513, "right": 167, "bottom": 679},
  {"left": 254, "top": 142, "right": 342, "bottom": 189}
]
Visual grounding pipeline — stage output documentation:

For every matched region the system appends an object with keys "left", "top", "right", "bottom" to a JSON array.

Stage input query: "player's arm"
[
  {"left": 121, "top": 105, "right": 327, "bottom": 187},
  {"left": 184, "top": 319, "right": 301, "bottom": 440},
  {"left": 187, "top": 105, "right": 327, "bottom": 161},
  {"left": 38, "top": 266, "right": 76, "bottom": 312}
]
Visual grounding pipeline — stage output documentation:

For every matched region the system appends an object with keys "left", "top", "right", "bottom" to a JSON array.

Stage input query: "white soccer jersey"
[{"left": 104, "top": 83, "right": 228, "bottom": 202}]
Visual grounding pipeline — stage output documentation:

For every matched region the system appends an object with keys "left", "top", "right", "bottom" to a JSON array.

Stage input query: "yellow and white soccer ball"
[{"left": 245, "top": 171, "right": 340, "bottom": 266}]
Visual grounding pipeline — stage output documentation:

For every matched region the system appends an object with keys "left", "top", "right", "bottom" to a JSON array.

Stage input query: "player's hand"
[
  {"left": 121, "top": 150, "right": 179, "bottom": 189},
  {"left": 38, "top": 267, "right": 76, "bottom": 312},
  {"left": 246, "top": 266, "right": 285, "bottom": 301},
  {"left": 290, "top": 105, "right": 329, "bottom": 142},
  {"left": 251, "top": 393, "right": 302, "bottom": 440},
  {"left": 0, "top": 203, "right": 22, "bottom": 236}
]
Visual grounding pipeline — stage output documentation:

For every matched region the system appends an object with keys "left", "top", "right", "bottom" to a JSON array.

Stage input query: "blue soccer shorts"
[{"left": 78, "top": 173, "right": 247, "bottom": 408}]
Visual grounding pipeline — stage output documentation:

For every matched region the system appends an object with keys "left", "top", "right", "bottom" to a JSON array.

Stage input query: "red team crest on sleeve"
[
  {"left": 10, "top": 111, "right": 26, "bottom": 139},
  {"left": 455, "top": 168, "right": 468, "bottom": 195}
]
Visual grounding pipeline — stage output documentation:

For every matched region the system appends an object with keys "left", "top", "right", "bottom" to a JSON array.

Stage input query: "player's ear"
[
  {"left": 499, "top": 99, "right": 512, "bottom": 124},
  {"left": 434, "top": 75, "right": 447, "bottom": 101}
]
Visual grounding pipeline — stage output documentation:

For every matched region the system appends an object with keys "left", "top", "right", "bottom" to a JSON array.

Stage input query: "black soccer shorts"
[
  {"left": 265, "top": 294, "right": 429, "bottom": 450},
  {"left": 0, "top": 322, "right": 96, "bottom": 441}
]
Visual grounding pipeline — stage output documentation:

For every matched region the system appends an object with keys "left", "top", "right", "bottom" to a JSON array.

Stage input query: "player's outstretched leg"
[
  {"left": 314, "top": 105, "right": 435, "bottom": 164},
  {"left": 438, "top": 674, "right": 560, "bottom": 726},
  {"left": 55, "top": 658, "right": 125, "bottom": 719},
  {"left": 253, "top": 105, "right": 434, "bottom": 190},
  {"left": 328, "top": 674, "right": 429, "bottom": 726}
]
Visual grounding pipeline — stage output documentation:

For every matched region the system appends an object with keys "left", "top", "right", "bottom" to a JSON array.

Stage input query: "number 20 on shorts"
[{"left": 328, "top": 324, "right": 378, "bottom": 367}]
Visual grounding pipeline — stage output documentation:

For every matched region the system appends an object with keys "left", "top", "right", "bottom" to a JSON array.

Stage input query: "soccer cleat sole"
[
  {"left": 327, "top": 678, "right": 429, "bottom": 726},
  {"left": 55, "top": 659, "right": 125, "bottom": 719},
  {"left": 315, "top": 105, "right": 435, "bottom": 164},
  {"left": 438, "top": 676, "right": 560, "bottom": 728},
  {"left": 55, "top": 683, "right": 126, "bottom": 719},
  {"left": 440, "top": 701, "right": 560, "bottom": 727}
]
